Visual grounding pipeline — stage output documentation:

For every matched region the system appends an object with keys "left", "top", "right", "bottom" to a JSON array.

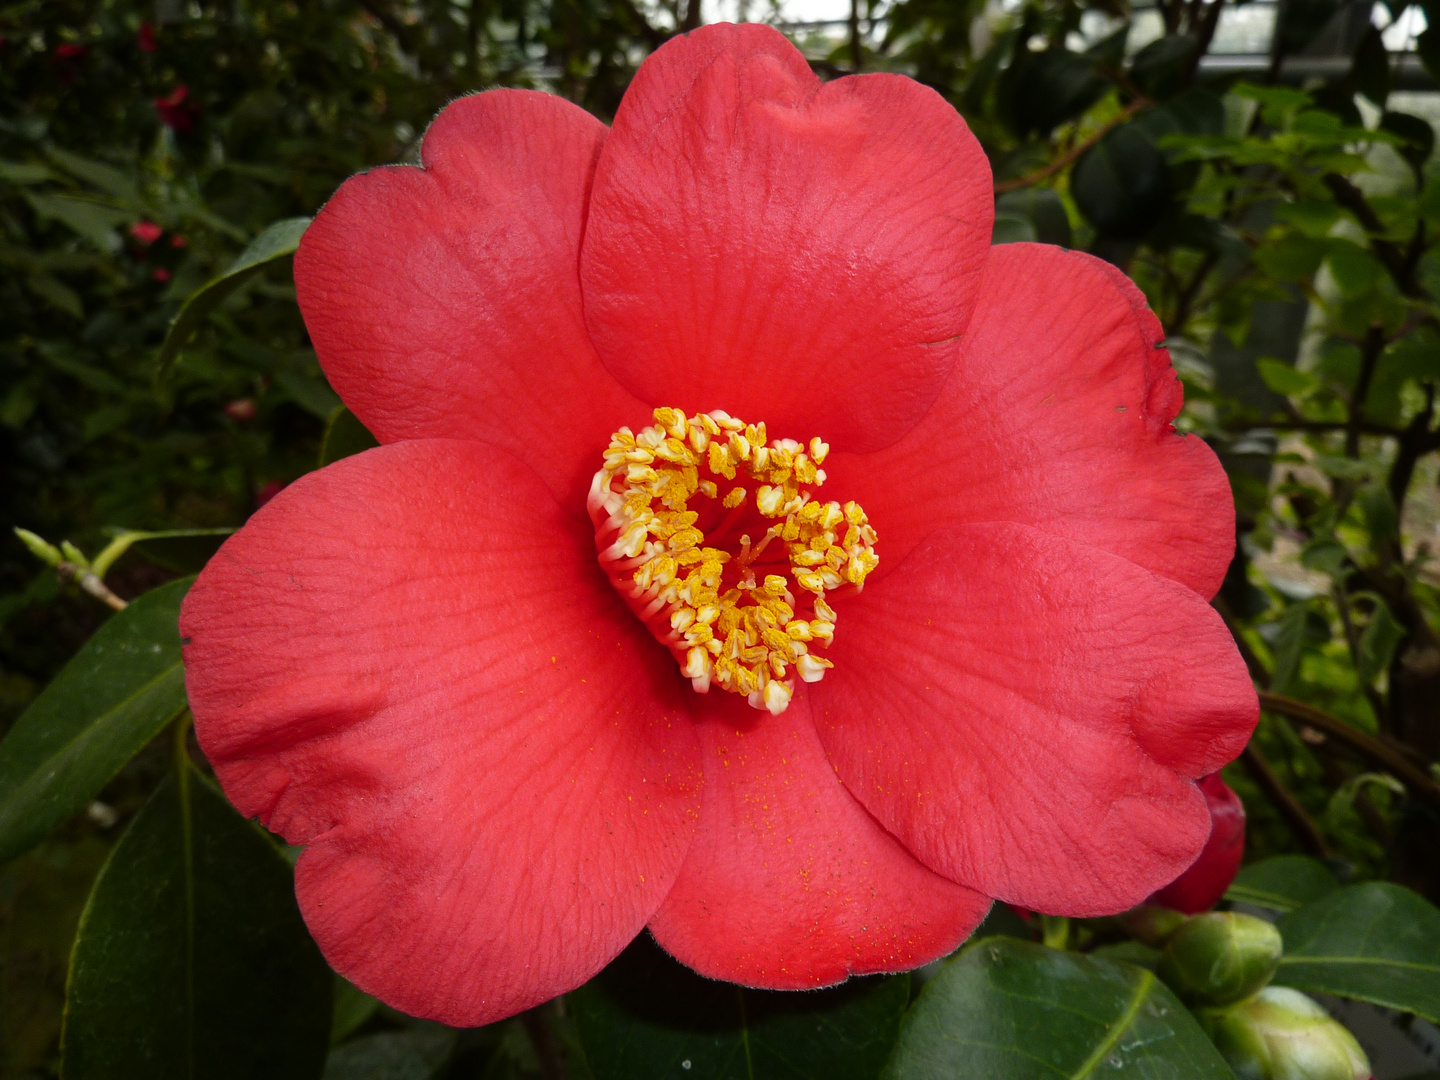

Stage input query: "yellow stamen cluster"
[{"left": 588, "top": 407, "right": 878, "bottom": 715}]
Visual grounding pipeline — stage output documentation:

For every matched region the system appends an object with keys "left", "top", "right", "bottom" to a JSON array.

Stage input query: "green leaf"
[
  {"left": 320, "top": 406, "right": 380, "bottom": 467},
  {"left": 1256, "top": 357, "right": 1318, "bottom": 397},
  {"left": 0, "top": 579, "right": 192, "bottom": 863},
  {"left": 995, "top": 187, "right": 1071, "bottom": 247},
  {"left": 1357, "top": 594, "right": 1405, "bottom": 684},
  {"left": 158, "top": 217, "right": 310, "bottom": 370},
  {"left": 91, "top": 527, "right": 234, "bottom": 578},
  {"left": 0, "top": 159, "right": 55, "bottom": 184},
  {"left": 571, "top": 933, "right": 910, "bottom": 1080},
  {"left": 332, "top": 977, "right": 382, "bottom": 1045},
  {"left": 63, "top": 765, "right": 333, "bottom": 1079},
  {"left": 1072, "top": 121, "right": 1173, "bottom": 240},
  {"left": 1326, "top": 241, "right": 1383, "bottom": 298},
  {"left": 22, "top": 192, "right": 129, "bottom": 252},
  {"left": 323, "top": 1030, "right": 455, "bottom": 1079},
  {"left": 1273, "top": 200, "right": 1342, "bottom": 238},
  {"left": 1225, "top": 855, "right": 1340, "bottom": 912},
  {"left": 882, "top": 937, "right": 1233, "bottom": 1079},
  {"left": 1253, "top": 236, "right": 1328, "bottom": 281},
  {"left": 1274, "top": 882, "right": 1440, "bottom": 1022}
]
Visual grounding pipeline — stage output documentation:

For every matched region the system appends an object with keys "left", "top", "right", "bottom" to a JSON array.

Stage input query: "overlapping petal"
[
  {"left": 821, "top": 242, "right": 1234, "bottom": 598},
  {"left": 649, "top": 691, "right": 988, "bottom": 987},
  {"left": 294, "top": 90, "right": 651, "bottom": 508},
  {"left": 810, "top": 521, "right": 1257, "bottom": 915},
  {"left": 580, "top": 23, "right": 993, "bottom": 453},
  {"left": 180, "top": 440, "right": 701, "bottom": 1026}
]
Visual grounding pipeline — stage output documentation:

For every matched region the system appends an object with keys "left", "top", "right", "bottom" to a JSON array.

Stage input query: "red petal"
[
  {"left": 295, "top": 91, "right": 650, "bottom": 508},
  {"left": 811, "top": 522, "right": 1257, "bottom": 916},
  {"left": 648, "top": 689, "right": 988, "bottom": 988},
  {"left": 1151, "top": 773, "right": 1246, "bottom": 914},
  {"left": 822, "top": 243, "right": 1233, "bottom": 599},
  {"left": 180, "top": 440, "right": 700, "bottom": 1026},
  {"left": 580, "top": 23, "right": 992, "bottom": 453}
]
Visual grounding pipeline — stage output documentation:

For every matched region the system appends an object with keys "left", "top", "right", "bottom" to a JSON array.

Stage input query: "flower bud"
[
  {"left": 1152, "top": 772, "right": 1245, "bottom": 913},
  {"left": 1199, "top": 987, "right": 1371, "bottom": 1080},
  {"left": 1119, "top": 904, "right": 1189, "bottom": 946},
  {"left": 1159, "top": 912, "right": 1282, "bottom": 1006}
]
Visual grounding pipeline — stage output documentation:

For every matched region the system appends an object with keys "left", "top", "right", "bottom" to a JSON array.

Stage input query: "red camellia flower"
[
  {"left": 1152, "top": 772, "right": 1247, "bottom": 914},
  {"left": 180, "top": 23, "right": 1258, "bottom": 1026}
]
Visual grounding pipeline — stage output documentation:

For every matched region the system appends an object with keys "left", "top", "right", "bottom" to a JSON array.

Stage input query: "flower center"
[{"left": 588, "top": 408, "right": 878, "bottom": 715}]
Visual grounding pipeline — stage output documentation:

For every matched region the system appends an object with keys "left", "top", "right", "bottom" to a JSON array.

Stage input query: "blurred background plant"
[{"left": 5, "top": 0, "right": 1440, "bottom": 1078}]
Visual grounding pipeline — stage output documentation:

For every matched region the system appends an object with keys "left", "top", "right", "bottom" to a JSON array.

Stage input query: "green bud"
[
  {"left": 1119, "top": 905, "right": 1189, "bottom": 946},
  {"left": 1158, "top": 912, "right": 1282, "bottom": 1006},
  {"left": 14, "top": 528, "right": 62, "bottom": 567},
  {"left": 1199, "top": 987, "right": 1371, "bottom": 1080},
  {"left": 60, "top": 539, "right": 90, "bottom": 570}
]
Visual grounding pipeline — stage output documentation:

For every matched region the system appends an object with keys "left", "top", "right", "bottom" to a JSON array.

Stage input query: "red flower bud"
[
  {"left": 225, "top": 399, "right": 257, "bottom": 423},
  {"left": 53, "top": 42, "right": 88, "bottom": 60},
  {"left": 153, "top": 85, "right": 197, "bottom": 134},
  {"left": 138, "top": 21, "right": 157, "bottom": 53},
  {"left": 151, "top": 267, "right": 171, "bottom": 283},
  {"left": 130, "top": 220, "right": 163, "bottom": 245},
  {"left": 1151, "top": 773, "right": 1245, "bottom": 914},
  {"left": 170, "top": 234, "right": 187, "bottom": 248},
  {"left": 255, "top": 480, "right": 285, "bottom": 508}
]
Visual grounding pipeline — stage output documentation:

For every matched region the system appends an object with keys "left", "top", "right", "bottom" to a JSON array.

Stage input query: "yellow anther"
[{"left": 590, "top": 407, "right": 877, "bottom": 716}]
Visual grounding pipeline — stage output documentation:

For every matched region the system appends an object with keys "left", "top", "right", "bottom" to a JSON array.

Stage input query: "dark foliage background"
[{"left": 5, "top": 0, "right": 1440, "bottom": 1077}]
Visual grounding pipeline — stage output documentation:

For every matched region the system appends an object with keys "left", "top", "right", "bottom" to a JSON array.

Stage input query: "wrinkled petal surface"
[
  {"left": 295, "top": 90, "right": 650, "bottom": 508},
  {"left": 581, "top": 23, "right": 993, "bottom": 453},
  {"left": 811, "top": 522, "right": 1257, "bottom": 915},
  {"left": 822, "top": 243, "right": 1233, "bottom": 598},
  {"left": 180, "top": 440, "right": 700, "bottom": 1026},
  {"left": 649, "top": 690, "right": 988, "bottom": 987}
]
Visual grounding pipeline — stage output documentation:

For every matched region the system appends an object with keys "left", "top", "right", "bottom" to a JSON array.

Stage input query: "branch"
[
  {"left": 1258, "top": 691, "right": 1440, "bottom": 813},
  {"left": 1322, "top": 174, "right": 1426, "bottom": 298},
  {"left": 55, "top": 561, "right": 127, "bottom": 611},
  {"left": 1345, "top": 324, "right": 1386, "bottom": 458},
  {"left": 994, "top": 99, "right": 1148, "bottom": 194},
  {"left": 1241, "top": 744, "right": 1332, "bottom": 857}
]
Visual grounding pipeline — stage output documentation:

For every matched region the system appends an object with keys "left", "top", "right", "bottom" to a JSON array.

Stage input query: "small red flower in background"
[
  {"left": 153, "top": 85, "right": 196, "bottom": 134},
  {"left": 180, "top": 24, "right": 1257, "bottom": 1026},
  {"left": 138, "top": 21, "right": 157, "bottom": 53},
  {"left": 52, "top": 41, "right": 88, "bottom": 60},
  {"left": 169, "top": 233, "right": 187, "bottom": 248},
  {"left": 151, "top": 267, "right": 170, "bottom": 283},
  {"left": 1152, "top": 773, "right": 1246, "bottom": 914},
  {"left": 130, "top": 220, "right": 163, "bottom": 245},
  {"left": 225, "top": 399, "right": 257, "bottom": 423}
]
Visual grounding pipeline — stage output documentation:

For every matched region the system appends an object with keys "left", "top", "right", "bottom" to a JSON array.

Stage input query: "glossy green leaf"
[
  {"left": 0, "top": 578, "right": 191, "bottom": 862},
  {"left": 571, "top": 933, "right": 910, "bottom": 1080},
  {"left": 158, "top": 216, "right": 310, "bottom": 370},
  {"left": 1072, "top": 122, "right": 1172, "bottom": 240},
  {"left": 320, "top": 406, "right": 380, "bottom": 467},
  {"left": 1274, "top": 882, "right": 1440, "bottom": 1022},
  {"left": 995, "top": 187, "right": 1071, "bottom": 247},
  {"left": 1225, "top": 855, "right": 1340, "bottom": 912},
  {"left": 63, "top": 765, "right": 332, "bottom": 1079},
  {"left": 882, "top": 937, "right": 1233, "bottom": 1079}
]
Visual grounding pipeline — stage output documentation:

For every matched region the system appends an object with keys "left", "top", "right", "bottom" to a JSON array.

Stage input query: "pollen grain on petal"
[{"left": 588, "top": 408, "right": 877, "bottom": 715}]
